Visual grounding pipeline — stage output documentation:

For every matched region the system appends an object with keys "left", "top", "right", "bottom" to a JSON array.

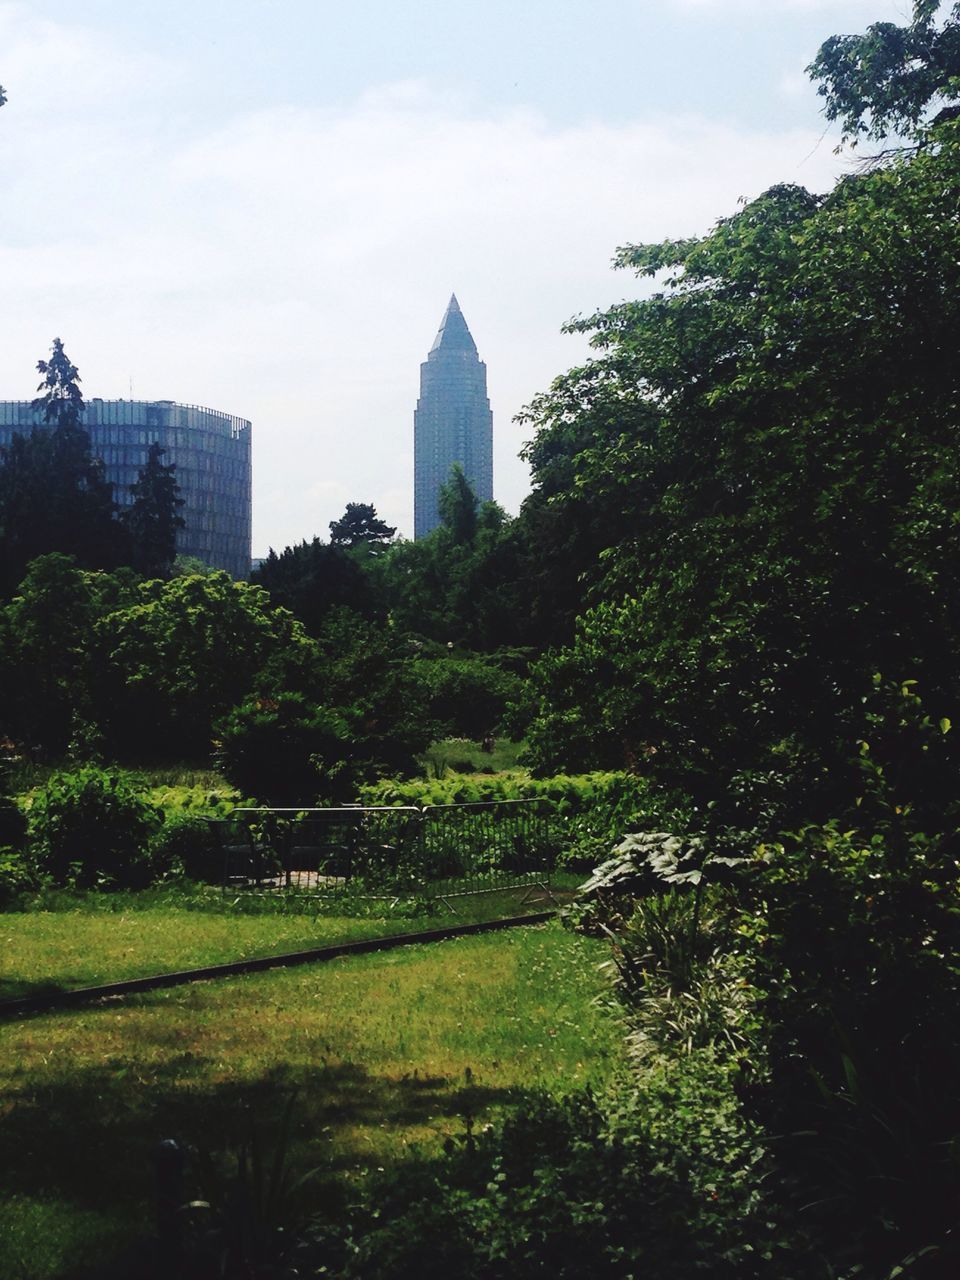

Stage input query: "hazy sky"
[{"left": 0, "top": 0, "right": 911, "bottom": 553}]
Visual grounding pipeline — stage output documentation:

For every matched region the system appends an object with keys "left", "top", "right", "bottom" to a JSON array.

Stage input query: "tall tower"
[{"left": 414, "top": 295, "right": 493, "bottom": 539}]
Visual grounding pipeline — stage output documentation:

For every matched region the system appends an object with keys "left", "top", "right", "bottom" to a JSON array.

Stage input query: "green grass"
[
  {"left": 0, "top": 884, "right": 573, "bottom": 1001},
  {"left": 0, "top": 921, "right": 620, "bottom": 1279},
  {"left": 423, "top": 736, "right": 527, "bottom": 777}
]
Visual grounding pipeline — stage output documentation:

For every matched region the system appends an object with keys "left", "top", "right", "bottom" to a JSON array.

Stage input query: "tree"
[
  {"left": 808, "top": 0, "right": 960, "bottom": 144},
  {"left": 252, "top": 538, "right": 375, "bottom": 634},
  {"left": 122, "top": 443, "right": 185, "bottom": 578},
  {"left": 32, "top": 338, "right": 84, "bottom": 429},
  {"left": 0, "top": 555, "right": 138, "bottom": 756},
  {"left": 438, "top": 463, "right": 478, "bottom": 545},
  {"left": 328, "top": 502, "right": 396, "bottom": 552},
  {"left": 0, "top": 341, "right": 123, "bottom": 594},
  {"left": 93, "top": 572, "right": 320, "bottom": 759},
  {"left": 521, "top": 136, "right": 960, "bottom": 832}
]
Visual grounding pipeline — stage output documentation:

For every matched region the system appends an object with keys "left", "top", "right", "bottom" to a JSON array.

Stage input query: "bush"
[
  {"left": 305, "top": 1078, "right": 779, "bottom": 1280},
  {"left": 741, "top": 818, "right": 960, "bottom": 1274},
  {"left": 216, "top": 693, "right": 353, "bottom": 805},
  {"left": 362, "top": 771, "right": 657, "bottom": 871},
  {"left": 0, "top": 847, "right": 41, "bottom": 908},
  {"left": 28, "top": 766, "right": 162, "bottom": 888},
  {"left": 0, "top": 796, "right": 26, "bottom": 850},
  {"left": 149, "top": 814, "right": 222, "bottom": 882},
  {"left": 417, "top": 657, "right": 526, "bottom": 739}
]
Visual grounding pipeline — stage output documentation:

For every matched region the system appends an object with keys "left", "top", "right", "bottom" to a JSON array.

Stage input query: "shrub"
[
  {"left": 149, "top": 814, "right": 221, "bottom": 882},
  {"left": 417, "top": 657, "right": 525, "bottom": 739},
  {"left": 28, "top": 766, "right": 162, "bottom": 888},
  {"left": 216, "top": 693, "right": 353, "bottom": 805},
  {"left": 0, "top": 847, "right": 41, "bottom": 908},
  {"left": 307, "top": 1079, "right": 779, "bottom": 1280},
  {"left": 362, "top": 771, "right": 657, "bottom": 871},
  {"left": 741, "top": 819, "right": 960, "bottom": 1274},
  {"left": 0, "top": 796, "right": 26, "bottom": 850}
]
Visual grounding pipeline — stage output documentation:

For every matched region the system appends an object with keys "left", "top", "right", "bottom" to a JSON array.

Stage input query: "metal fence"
[{"left": 212, "top": 800, "right": 554, "bottom": 903}]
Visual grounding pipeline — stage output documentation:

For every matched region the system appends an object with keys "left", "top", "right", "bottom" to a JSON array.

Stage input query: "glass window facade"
[
  {"left": 414, "top": 296, "right": 493, "bottom": 540},
  {"left": 0, "top": 399, "right": 252, "bottom": 578}
]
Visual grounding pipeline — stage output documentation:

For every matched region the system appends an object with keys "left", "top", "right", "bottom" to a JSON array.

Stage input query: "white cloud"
[{"left": 0, "top": 11, "right": 854, "bottom": 553}]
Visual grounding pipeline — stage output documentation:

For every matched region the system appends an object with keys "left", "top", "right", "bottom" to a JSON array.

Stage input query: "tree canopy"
[
  {"left": 328, "top": 501, "right": 396, "bottom": 552},
  {"left": 808, "top": 0, "right": 960, "bottom": 143},
  {"left": 521, "top": 130, "right": 960, "bottom": 831},
  {"left": 32, "top": 338, "right": 85, "bottom": 429},
  {"left": 0, "top": 341, "right": 123, "bottom": 595},
  {"left": 121, "top": 443, "right": 185, "bottom": 578}
]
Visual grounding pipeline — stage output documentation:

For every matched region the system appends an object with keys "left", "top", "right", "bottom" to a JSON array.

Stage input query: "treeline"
[
  {"left": 251, "top": 463, "right": 594, "bottom": 654},
  {"left": 0, "top": 554, "right": 530, "bottom": 803}
]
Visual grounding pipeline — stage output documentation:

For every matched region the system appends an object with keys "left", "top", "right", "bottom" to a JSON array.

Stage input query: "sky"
[{"left": 0, "top": 0, "right": 915, "bottom": 554}]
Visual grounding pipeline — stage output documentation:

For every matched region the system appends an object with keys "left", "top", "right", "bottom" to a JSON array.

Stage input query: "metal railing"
[{"left": 212, "top": 800, "right": 554, "bottom": 903}]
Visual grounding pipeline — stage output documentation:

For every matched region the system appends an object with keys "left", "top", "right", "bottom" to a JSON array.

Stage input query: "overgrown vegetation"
[
  {"left": 0, "top": 925, "right": 619, "bottom": 1280},
  {"left": 2, "top": 4, "right": 960, "bottom": 1275}
]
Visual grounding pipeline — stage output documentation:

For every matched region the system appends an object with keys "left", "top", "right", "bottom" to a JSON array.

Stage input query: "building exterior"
[
  {"left": 0, "top": 399, "right": 252, "bottom": 578},
  {"left": 414, "top": 295, "right": 493, "bottom": 539}
]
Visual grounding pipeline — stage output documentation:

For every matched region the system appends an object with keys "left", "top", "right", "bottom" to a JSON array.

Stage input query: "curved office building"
[{"left": 0, "top": 398, "right": 251, "bottom": 578}]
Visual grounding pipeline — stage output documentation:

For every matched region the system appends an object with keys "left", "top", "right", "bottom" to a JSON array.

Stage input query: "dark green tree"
[
  {"left": 0, "top": 555, "right": 138, "bottom": 756},
  {"left": 252, "top": 538, "right": 375, "bottom": 634},
  {"left": 93, "top": 571, "right": 319, "bottom": 759},
  {"left": 522, "top": 136, "right": 960, "bottom": 830},
  {"left": 328, "top": 502, "right": 396, "bottom": 552},
  {"left": 438, "top": 463, "right": 478, "bottom": 545},
  {"left": 809, "top": 0, "right": 960, "bottom": 144},
  {"left": 122, "top": 443, "right": 185, "bottom": 578},
  {"left": 0, "top": 341, "right": 124, "bottom": 595},
  {"left": 32, "top": 338, "right": 84, "bottom": 429}
]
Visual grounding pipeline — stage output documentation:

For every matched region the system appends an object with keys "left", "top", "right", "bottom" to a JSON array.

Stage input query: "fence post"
[{"left": 154, "top": 1137, "right": 185, "bottom": 1268}]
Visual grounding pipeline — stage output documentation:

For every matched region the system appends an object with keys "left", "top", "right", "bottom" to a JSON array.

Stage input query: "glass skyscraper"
[
  {"left": 414, "top": 295, "right": 493, "bottom": 539},
  {"left": 0, "top": 398, "right": 251, "bottom": 578}
]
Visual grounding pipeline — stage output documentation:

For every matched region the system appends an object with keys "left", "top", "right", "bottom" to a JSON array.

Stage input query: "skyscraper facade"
[
  {"left": 414, "top": 295, "right": 493, "bottom": 539},
  {"left": 0, "top": 398, "right": 252, "bottom": 577}
]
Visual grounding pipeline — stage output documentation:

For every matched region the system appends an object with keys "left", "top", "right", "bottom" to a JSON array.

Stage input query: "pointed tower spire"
[
  {"left": 429, "top": 293, "right": 478, "bottom": 355},
  {"left": 414, "top": 296, "right": 493, "bottom": 539}
]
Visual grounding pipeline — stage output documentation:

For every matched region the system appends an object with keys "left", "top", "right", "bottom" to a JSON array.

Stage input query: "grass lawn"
[
  {"left": 0, "top": 884, "right": 576, "bottom": 1002},
  {"left": 0, "top": 921, "right": 621, "bottom": 1279},
  {"left": 422, "top": 736, "right": 527, "bottom": 777}
]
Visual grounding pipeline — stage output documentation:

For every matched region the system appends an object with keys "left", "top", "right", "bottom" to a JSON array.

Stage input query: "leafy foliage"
[
  {"left": 216, "top": 692, "right": 352, "bottom": 805},
  {"left": 121, "top": 442, "right": 185, "bottom": 578},
  {"left": 0, "top": 554, "right": 137, "bottom": 757},
  {"left": 0, "top": 341, "right": 125, "bottom": 595},
  {"left": 522, "top": 134, "right": 960, "bottom": 835},
  {"left": 93, "top": 572, "right": 318, "bottom": 760},
  {"left": 311, "top": 1073, "right": 776, "bottom": 1280},
  {"left": 808, "top": 1, "right": 960, "bottom": 143},
  {"left": 27, "top": 766, "right": 162, "bottom": 888},
  {"left": 328, "top": 500, "right": 396, "bottom": 551},
  {"left": 252, "top": 537, "right": 376, "bottom": 633}
]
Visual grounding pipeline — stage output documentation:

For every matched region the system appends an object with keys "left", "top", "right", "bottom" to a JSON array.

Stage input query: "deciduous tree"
[
  {"left": 522, "top": 137, "right": 960, "bottom": 831},
  {"left": 809, "top": 0, "right": 960, "bottom": 144}
]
